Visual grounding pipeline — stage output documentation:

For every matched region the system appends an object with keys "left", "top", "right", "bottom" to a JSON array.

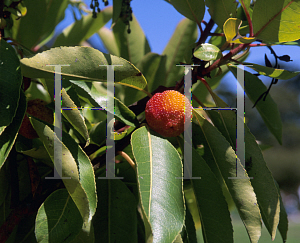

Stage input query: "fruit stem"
[{"left": 117, "top": 151, "right": 136, "bottom": 172}]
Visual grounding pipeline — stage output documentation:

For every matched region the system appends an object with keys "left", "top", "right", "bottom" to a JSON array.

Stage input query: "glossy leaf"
[
  {"left": 69, "top": 80, "right": 138, "bottom": 127},
  {"left": 98, "top": 26, "right": 120, "bottom": 56},
  {"left": 178, "top": 138, "right": 234, "bottom": 243},
  {"left": 35, "top": 189, "right": 83, "bottom": 243},
  {"left": 192, "top": 110, "right": 262, "bottom": 243},
  {"left": 131, "top": 126, "right": 184, "bottom": 243},
  {"left": 0, "top": 39, "right": 22, "bottom": 128},
  {"left": 193, "top": 43, "right": 222, "bottom": 61},
  {"left": 93, "top": 178, "right": 138, "bottom": 243},
  {"left": 252, "top": 0, "right": 300, "bottom": 42},
  {"left": 223, "top": 18, "right": 256, "bottom": 43},
  {"left": 53, "top": 6, "right": 113, "bottom": 47},
  {"left": 136, "top": 52, "right": 167, "bottom": 93},
  {"left": 229, "top": 65, "right": 283, "bottom": 144},
  {"left": 205, "top": 0, "right": 238, "bottom": 28},
  {"left": 30, "top": 118, "right": 97, "bottom": 229},
  {"left": 113, "top": 14, "right": 151, "bottom": 65},
  {"left": 200, "top": 92, "right": 282, "bottom": 240},
  {"left": 0, "top": 91, "right": 26, "bottom": 170},
  {"left": 61, "top": 88, "right": 89, "bottom": 145},
  {"left": 166, "top": 0, "right": 205, "bottom": 24},
  {"left": 20, "top": 46, "right": 147, "bottom": 91},
  {"left": 163, "top": 18, "right": 198, "bottom": 86},
  {"left": 12, "top": 0, "right": 69, "bottom": 49},
  {"left": 244, "top": 62, "right": 300, "bottom": 80}
]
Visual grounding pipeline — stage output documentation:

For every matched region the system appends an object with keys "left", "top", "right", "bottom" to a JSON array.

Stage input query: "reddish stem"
[{"left": 240, "top": 0, "right": 254, "bottom": 36}]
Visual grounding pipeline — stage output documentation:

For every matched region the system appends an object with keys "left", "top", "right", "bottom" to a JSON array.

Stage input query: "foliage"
[{"left": 0, "top": 0, "right": 299, "bottom": 242}]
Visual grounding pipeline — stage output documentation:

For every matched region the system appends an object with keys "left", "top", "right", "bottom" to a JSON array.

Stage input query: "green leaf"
[
  {"left": 35, "top": 189, "right": 83, "bottom": 243},
  {"left": 98, "top": 26, "right": 120, "bottom": 56},
  {"left": 62, "top": 88, "right": 90, "bottom": 145},
  {"left": 131, "top": 126, "right": 184, "bottom": 243},
  {"left": 178, "top": 138, "right": 233, "bottom": 243},
  {"left": 112, "top": 0, "right": 123, "bottom": 25},
  {"left": 244, "top": 62, "right": 300, "bottom": 80},
  {"left": 163, "top": 18, "right": 198, "bottom": 86},
  {"left": 0, "top": 39, "right": 22, "bottom": 129},
  {"left": 200, "top": 93, "right": 282, "bottom": 240},
  {"left": 252, "top": 0, "right": 300, "bottom": 42},
  {"left": 20, "top": 46, "right": 147, "bottom": 91},
  {"left": 192, "top": 110, "right": 262, "bottom": 243},
  {"left": 274, "top": 180, "right": 288, "bottom": 242},
  {"left": 0, "top": 91, "right": 26, "bottom": 170},
  {"left": 53, "top": 6, "right": 113, "bottom": 47},
  {"left": 30, "top": 118, "right": 97, "bottom": 230},
  {"left": 223, "top": 18, "right": 256, "bottom": 43},
  {"left": 12, "top": 0, "right": 69, "bottom": 49},
  {"left": 166, "top": 0, "right": 205, "bottom": 24},
  {"left": 93, "top": 179, "right": 138, "bottom": 243},
  {"left": 193, "top": 43, "right": 222, "bottom": 61},
  {"left": 205, "top": 0, "right": 238, "bottom": 28},
  {"left": 113, "top": 14, "right": 151, "bottom": 65},
  {"left": 69, "top": 80, "right": 138, "bottom": 127},
  {"left": 229, "top": 65, "right": 283, "bottom": 144},
  {"left": 136, "top": 52, "right": 167, "bottom": 93}
]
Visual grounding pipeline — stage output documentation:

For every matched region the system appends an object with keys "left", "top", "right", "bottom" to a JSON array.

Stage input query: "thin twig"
[{"left": 117, "top": 151, "right": 136, "bottom": 171}]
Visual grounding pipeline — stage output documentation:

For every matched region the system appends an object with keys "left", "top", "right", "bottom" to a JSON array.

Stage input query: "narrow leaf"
[
  {"left": 244, "top": 62, "right": 300, "bottom": 80},
  {"left": 201, "top": 92, "right": 282, "bottom": 240},
  {"left": 70, "top": 80, "right": 138, "bottom": 127},
  {"left": 163, "top": 18, "right": 198, "bottom": 86},
  {"left": 113, "top": 14, "right": 151, "bottom": 65},
  {"left": 53, "top": 6, "right": 113, "bottom": 47},
  {"left": 62, "top": 88, "right": 90, "bottom": 145},
  {"left": 229, "top": 65, "right": 283, "bottom": 144},
  {"left": 131, "top": 126, "right": 184, "bottom": 243},
  {"left": 192, "top": 110, "right": 262, "bottom": 243},
  {"left": 98, "top": 26, "right": 120, "bottom": 56},
  {"left": 178, "top": 138, "right": 233, "bottom": 243}
]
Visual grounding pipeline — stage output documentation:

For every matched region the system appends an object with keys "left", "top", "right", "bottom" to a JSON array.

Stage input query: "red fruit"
[
  {"left": 145, "top": 90, "right": 192, "bottom": 137},
  {"left": 19, "top": 99, "right": 54, "bottom": 139}
]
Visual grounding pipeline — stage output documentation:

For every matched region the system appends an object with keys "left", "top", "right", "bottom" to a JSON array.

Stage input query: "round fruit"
[
  {"left": 19, "top": 99, "right": 54, "bottom": 139},
  {"left": 145, "top": 90, "right": 192, "bottom": 137}
]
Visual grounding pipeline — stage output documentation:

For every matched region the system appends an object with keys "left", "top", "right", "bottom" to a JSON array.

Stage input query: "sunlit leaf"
[
  {"left": 223, "top": 18, "right": 256, "bottom": 43},
  {"left": 20, "top": 46, "right": 147, "bottom": 91},
  {"left": 131, "top": 126, "right": 184, "bottom": 243},
  {"left": 193, "top": 43, "right": 222, "bottom": 61},
  {"left": 252, "top": 0, "right": 300, "bottom": 42}
]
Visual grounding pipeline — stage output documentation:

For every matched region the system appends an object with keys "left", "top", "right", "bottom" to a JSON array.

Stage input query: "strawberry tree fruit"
[
  {"left": 19, "top": 99, "right": 54, "bottom": 139},
  {"left": 145, "top": 90, "right": 193, "bottom": 137}
]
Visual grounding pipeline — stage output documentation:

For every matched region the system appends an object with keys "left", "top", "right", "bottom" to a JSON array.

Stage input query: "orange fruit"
[
  {"left": 19, "top": 99, "right": 53, "bottom": 139},
  {"left": 145, "top": 90, "right": 192, "bottom": 137}
]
